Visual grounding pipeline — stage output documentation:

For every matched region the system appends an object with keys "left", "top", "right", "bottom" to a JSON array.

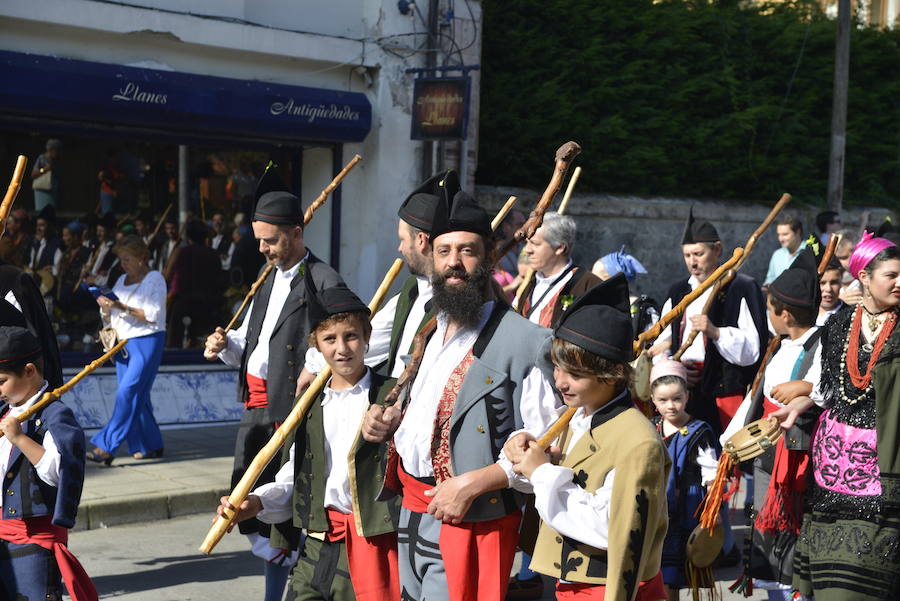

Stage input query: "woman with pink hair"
[{"left": 775, "top": 231, "right": 900, "bottom": 600}]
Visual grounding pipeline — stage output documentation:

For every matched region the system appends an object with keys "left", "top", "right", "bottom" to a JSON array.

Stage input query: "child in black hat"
[
  {"left": 720, "top": 248, "right": 823, "bottom": 598},
  {"left": 0, "top": 326, "right": 95, "bottom": 601},
  {"left": 505, "top": 275, "right": 670, "bottom": 601},
  {"left": 217, "top": 285, "right": 399, "bottom": 601}
]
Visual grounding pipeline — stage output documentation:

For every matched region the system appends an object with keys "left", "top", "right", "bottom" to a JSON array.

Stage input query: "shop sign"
[{"left": 411, "top": 77, "right": 470, "bottom": 140}]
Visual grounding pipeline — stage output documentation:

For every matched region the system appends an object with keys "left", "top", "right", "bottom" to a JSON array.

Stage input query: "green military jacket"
[
  {"left": 384, "top": 275, "right": 434, "bottom": 376},
  {"left": 290, "top": 370, "right": 399, "bottom": 538}
]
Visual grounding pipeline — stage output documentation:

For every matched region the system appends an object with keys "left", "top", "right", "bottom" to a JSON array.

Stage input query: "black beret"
[
  {"left": 554, "top": 273, "right": 634, "bottom": 363},
  {"left": 769, "top": 247, "right": 820, "bottom": 309},
  {"left": 398, "top": 170, "right": 461, "bottom": 232},
  {"left": 307, "top": 284, "right": 371, "bottom": 333},
  {"left": 255, "top": 161, "right": 291, "bottom": 202},
  {"left": 682, "top": 205, "right": 720, "bottom": 245},
  {"left": 0, "top": 326, "right": 42, "bottom": 366},
  {"left": 0, "top": 300, "right": 25, "bottom": 328},
  {"left": 36, "top": 204, "right": 56, "bottom": 224},
  {"left": 429, "top": 190, "right": 492, "bottom": 243},
  {"left": 254, "top": 191, "right": 303, "bottom": 226}
]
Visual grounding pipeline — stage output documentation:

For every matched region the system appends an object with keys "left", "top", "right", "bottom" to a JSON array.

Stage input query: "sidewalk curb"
[{"left": 75, "top": 487, "right": 228, "bottom": 531}]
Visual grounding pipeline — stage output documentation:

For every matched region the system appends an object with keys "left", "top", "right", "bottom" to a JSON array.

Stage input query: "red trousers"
[
  {"left": 324, "top": 509, "right": 399, "bottom": 601},
  {"left": 399, "top": 464, "right": 522, "bottom": 601},
  {"left": 556, "top": 571, "right": 666, "bottom": 600}
]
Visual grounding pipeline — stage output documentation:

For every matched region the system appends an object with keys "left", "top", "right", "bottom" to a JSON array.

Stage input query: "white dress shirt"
[
  {"left": 515, "top": 261, "right": 575, "bottom": 324},
  {"left": 305, "top": 276, "right": 434, "bottom": 378},
  {"left": 722, "top": 326, "right": 824, "bottom": 442},
  {"left": 816, "top": 302, "right": 844, "bottom": 327},
  {"left": 655, "top": 275, "right": 760, "bottom": 366},
  {"left": 102, "top": 271, "right": 168, "bottom": 338},
  {"left": 394, "top": 302, "right": 560, "bottom": 479},
  {"left": 219, "top": 256, "right": 306, "bottom": 378},
  {"left": 254, "top": 370, "right": 373, "bottom": 523},
  {"left": 0, "top": 382, "right": 61, "bottom": 514}
]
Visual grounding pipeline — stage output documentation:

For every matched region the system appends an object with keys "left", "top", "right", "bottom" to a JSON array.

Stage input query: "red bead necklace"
[{"left": 846, "top": 304, "right": 896, "bottom": 390}]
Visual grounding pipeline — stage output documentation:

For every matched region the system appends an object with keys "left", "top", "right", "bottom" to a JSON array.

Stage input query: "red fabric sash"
[
  {"left": 245, "top": 373, "right": 269, "bottom": 409},
  {"left": 714, "top": 393, "right": 744, "bottom": 431},
  {"left": 324, "top": 509, "right": 399, "bottom": 601},
  {"left": 0, "top": 515, "right": 98, "bottom": 601},
  {"left": 754, "top": 397, "right": 809, "bottom": 535},
  {"left": 537, "top": 289, "right": 562, "bottom": 328},
  {"left": 398, "top": 463, "right": 521, "bottom": 601},
  {"left": 555, "top": 571, "right": 666, "bottom": 600},
  {"left": 431, "top": 350, "right": 474, "bottom": 483}
]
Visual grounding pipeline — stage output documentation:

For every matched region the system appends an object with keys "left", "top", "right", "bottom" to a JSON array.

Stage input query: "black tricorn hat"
[
  {"left": 554, "top": 274, "right": 634, "bottom": 363},
  {"left": 307, "top": 283, "right": 371, "bottom": 333},
  {"left": 98, "top": 212, "right": 117, "bottom": 231},
  {"left": 36, "top": 204, "right": 56, "bottom": 224},
  {"left": 255, "top": 161, "right": 291, "bottom": 202},
  {"left": 769, "top": 247, "right": 820, "bottom": 309},
  {"left": 398, "top": 170, "right": 461, "bottom": 233},
  {"left": 429, "top": 190, "right": 492, "bottom": 243},
  {"left": 0, "top": 326, "right": 42, "bottom": 365},
  {"left": 682, "top": 205, "right": 720, "bottom": 245},
  {"left": 0, "top": 300, "right": 26, "bottom": 328},
  {"left": 875, "top": 217, "right": 895, "bottom": 238}
]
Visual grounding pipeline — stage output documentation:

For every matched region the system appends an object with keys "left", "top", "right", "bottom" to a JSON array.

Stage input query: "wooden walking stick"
[
  {"left": 200, "top": 258, "right": 404, "bottom": 554},
  {"left": 670, "top": 193, "right": 792, "bottom": 361},
  {"left": 385, "top": 143, "right": 581, "bottom": 408},
  {"left": 221, "top": 155, "right": 364, "bottom": 332},
  {"left": 514, "top": 165, "right": 583, "bottom": 304},
  {"left": 0, "top": 339, "right": 127, "bottom": 439},
  {"left": 303, "top": 155, "right": 362, "bottom": 225},
  {"left": 146, "top": 203, "right": 174, "bottom": 247},
  {"left": 537, "top": 248, "right": 746, "bottom": 448},
  {"left": 492, "top": 196, "right": 519, "bottom": 231},
  {"left": 0, "top": 156, "right": 28, "bottom": 237}
]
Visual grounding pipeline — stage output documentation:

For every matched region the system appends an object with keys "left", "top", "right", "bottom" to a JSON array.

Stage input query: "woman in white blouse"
[{"left": 87, "top": 235, "right": 168, "bottom": 465}]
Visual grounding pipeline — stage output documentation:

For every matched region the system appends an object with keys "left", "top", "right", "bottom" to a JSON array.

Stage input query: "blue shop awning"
[{"left": 0, "top": 50, "right": 371, "bottom": 144}]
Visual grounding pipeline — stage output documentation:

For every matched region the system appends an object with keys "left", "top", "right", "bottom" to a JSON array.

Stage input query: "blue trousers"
[
  {"left": 91, "top": 331, "right": 165, "bottom": 455},
  {"left": 0, "top": 539, "right": 63, "bottom": 600}
]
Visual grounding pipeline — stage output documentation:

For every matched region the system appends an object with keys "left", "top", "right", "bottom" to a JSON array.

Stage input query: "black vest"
[{"left": 236, "top": 253, "right": 343, "bottom": 422}]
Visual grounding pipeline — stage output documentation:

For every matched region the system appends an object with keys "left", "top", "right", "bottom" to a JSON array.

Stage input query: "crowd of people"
[
  {"left": 1, "top": 161, "right": 899, "bottom": 601},
  {"left": 0, "top": 203, "right": 266, "bottom": 352}
]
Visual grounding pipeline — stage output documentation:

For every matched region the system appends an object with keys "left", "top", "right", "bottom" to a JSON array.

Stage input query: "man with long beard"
[{"left": 361, "top": 190, "right": 559, "bottom": 601}]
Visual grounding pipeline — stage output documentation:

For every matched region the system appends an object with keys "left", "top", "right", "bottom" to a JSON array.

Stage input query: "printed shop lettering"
[
  {"left": 269, "top": 99, "right": 360, "bottom": 123},
  {"left": 112, "top": 82, "right": 168, "bottom": 105}
]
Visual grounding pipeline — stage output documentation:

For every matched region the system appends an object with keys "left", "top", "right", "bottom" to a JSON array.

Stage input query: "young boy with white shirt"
[
  {"left": 217, "top": 286, "right": 399, "bottom": 601},
  {"left": 505, "top": 276, "right": 670, "bottom": 601},
  {"left": 0, "top": 326, "right": 95, "bottom": 601},
  {"left": 722, "top": 248, "right": 822, "bottom": 601}
]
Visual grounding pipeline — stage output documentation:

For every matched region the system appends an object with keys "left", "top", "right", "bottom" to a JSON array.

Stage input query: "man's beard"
[
  {"left": 404, "top": 250, "right": 430, "bottom": 278},
  {"left": 432, "top": 262, "right": 491, "bottom": 330}
]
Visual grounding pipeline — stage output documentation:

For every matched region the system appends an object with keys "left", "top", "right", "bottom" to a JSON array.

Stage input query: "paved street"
[{"left": 73, "top": 512, "right": 767, "bottom": 600}]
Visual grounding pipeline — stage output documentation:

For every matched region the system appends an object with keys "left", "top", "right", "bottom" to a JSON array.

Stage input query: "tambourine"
[
  {"left": 630, "top": 351, "right": 652, "bottom": 403},
  {"left": 686, "top": 523, "right": 724, "bottom": 568},
  {"left": 723, "top": 416, "right": 783, "bottom": 463}
]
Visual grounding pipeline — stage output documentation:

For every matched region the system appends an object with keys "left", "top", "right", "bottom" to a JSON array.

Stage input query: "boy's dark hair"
[
  {"left": 778, "top": 215, "right": 802, "bottom": 234},
  {"left": 0, "top": 355, "right": 45, "bottom": 377},
  {"left": 768, "top": 294, "right": 816, "bottom": 328},
  {"left": 307, "top": 311, "right": 373, "bottom": 349},
  {"left": 650, "top": 374, "right": 688, "bottom": 394},
  {"left": 815, "top": 210, "right": 839, "bottom": 234},
  {"left": 550, "top": 337, "right": 632, "bottom": 391}
]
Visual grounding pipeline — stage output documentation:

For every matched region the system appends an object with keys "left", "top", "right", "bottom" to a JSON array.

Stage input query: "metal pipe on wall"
[{"left": 177, "top": 144, "right": 189, "bottom": 223}]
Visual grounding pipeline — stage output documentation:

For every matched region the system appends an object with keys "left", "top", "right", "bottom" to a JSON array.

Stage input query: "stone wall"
[{"left": 477, "top": 185, "right": 893, "bottom": 304}]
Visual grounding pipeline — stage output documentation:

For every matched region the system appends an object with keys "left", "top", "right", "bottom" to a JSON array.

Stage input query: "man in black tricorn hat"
[
  {"left": 649, "top": 205, "right": 767, "bottom": 434},
  {"left": 360, "top": 190, "right": 558, "bottom": 601},
  {"left": 203, "top": 164, "right": 343, "bottom": 600},
  {"left": 300, "top": 170, "right": 459, "bottom": 388}
]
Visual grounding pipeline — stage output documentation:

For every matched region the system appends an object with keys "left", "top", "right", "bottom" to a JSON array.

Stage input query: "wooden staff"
[
  {"left": 73, "top": 243, "right": 103, "bottom": 293},
  {"left": 147, "top": 203, "right": 174, "bottom": 246},
  {"left": 200, "top": 258, "right": 404, "bottom": 554},
  {"left": 302, "top": 155, "right": 363, "bottom": 225},
  {"left": 0, "top": 339, "right": 127, "bottom": 439},
  {"left": 385, "top": 143, "right": 580, "bottom": 408},
  {"left": 221, "top": 155, "right": 364, "bottom": 332},
  {"left": 116, "top": 213, "right": 133, "bottom": 228},
  {"left": 537, "top": 248, "right": 745, "bottom": 448},
  {"left": 514, "top": 165, "right": 583, "bottom": 303},
  {"left": 491, "top": 196, "right": 518, "bottom": 231},
  {"left": 670, "top": 194, "right": 792, "bottom": 360},
  {"left": 0, "top": 156, "right": 28, "bottom": 237}
]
